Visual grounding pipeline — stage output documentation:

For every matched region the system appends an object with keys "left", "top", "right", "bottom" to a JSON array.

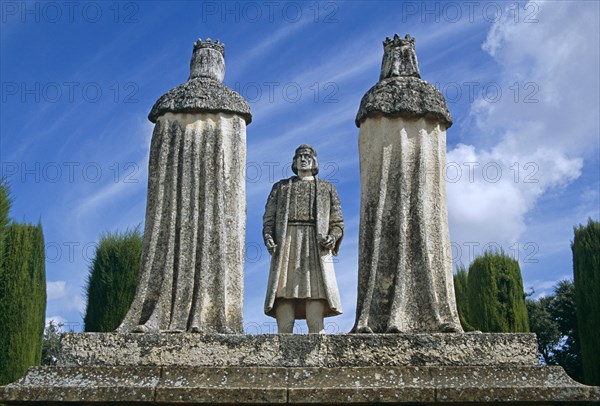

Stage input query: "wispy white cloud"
[
  {"left": 47, "top": 280, "right": 67, "bottom": 301},
  {"left": 447, "top": 1, "right": 598, "bottom": 266},
  {"left": 73, "top": 171, "right": 142, "bottom": 217},
  {"left": 232, "top": 18, "right": 314, "bottom": 81}
]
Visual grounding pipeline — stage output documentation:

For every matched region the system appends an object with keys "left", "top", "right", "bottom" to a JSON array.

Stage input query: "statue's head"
[
  {"left": 292, "top": 144, "right": 319, "bottom": 176},
  {"left": 189, "top": 38, "right": 225, "bottom": 82},
  {"left": 380, "top": 33, "right": 420, "bottom": 81}
]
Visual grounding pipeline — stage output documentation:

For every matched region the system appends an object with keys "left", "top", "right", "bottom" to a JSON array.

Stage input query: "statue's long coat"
[
  {"left": 117, "top": 114, "right": 246, "bottom": 333},
  {"left": 263, "top": 177, "right": 343, "bottom": 318}
]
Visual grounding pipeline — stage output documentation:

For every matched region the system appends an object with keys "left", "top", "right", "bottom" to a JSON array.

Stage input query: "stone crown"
[
  {"left": 193, "top": 38, "right": 225, "bottom": 57},
  {"left": 383, "top": 34, "right": 415, "bottom": 51}
]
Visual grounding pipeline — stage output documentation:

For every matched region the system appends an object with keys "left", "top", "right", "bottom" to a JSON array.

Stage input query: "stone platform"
[
  {"left": 1, "top": 333, "right": 599, "bottom": 404},
  {"left": 56, "top": 332, "right": 538, "bottom": 367}
]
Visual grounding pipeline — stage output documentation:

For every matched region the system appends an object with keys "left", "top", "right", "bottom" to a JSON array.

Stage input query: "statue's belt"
[{"left": 287, "top": 220, "right": 316, "bottom": 226}]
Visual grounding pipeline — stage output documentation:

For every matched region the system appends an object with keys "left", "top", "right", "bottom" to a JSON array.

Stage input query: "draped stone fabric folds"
[
  {"left": 353, "top": 116, "right": 461, "bottom": 333},
  {"left": 352, "top": 34, "right": 462, "bottom": 334},
  {"left": 118, "top": 112, "right": 246, "bottom": 333}
]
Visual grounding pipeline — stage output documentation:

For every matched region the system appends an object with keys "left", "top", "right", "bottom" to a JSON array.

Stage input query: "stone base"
[
  {"left": 2, "top": 365, "right": 599, "bottom": 404},
  {"left": 55, "top": 332, "right": 539, "bottom": 367},
  {"left": 1, "top": 334, "right": 599, "bottom": 404}
]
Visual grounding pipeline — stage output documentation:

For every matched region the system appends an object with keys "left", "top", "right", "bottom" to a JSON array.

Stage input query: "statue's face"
[{"left": 295, "top": 152, "right": 314, "bottom": 172}]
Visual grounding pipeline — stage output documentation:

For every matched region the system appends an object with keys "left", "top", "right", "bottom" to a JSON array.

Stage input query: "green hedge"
[
  {"left": 84, "top": 227, "right": 142, "bottom": 332},
  {"left": 467, "top": 251, "right": 529, "bottom": 332},
  {"left": 572, "top": 218, "right": 600, "bottom": 385},
  {"left": 0, "top": 219, "right": 46, "bottom": 384}
]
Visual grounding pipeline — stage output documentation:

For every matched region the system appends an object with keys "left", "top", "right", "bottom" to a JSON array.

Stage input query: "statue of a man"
[{"left": 263, "top": 145, "right": 344, "bottom": 333}]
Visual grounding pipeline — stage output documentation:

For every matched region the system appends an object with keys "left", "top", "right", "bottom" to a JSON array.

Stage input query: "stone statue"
[
  {"left": 263, "top": 145, "right": 344, "bottom": 333},
  {"left": 352, "top": 34, "right": 463, "bottom": 334},
  {"left": 117, "top": 39, "right": 251, "bottom": 334},
  {"left": 380, "top": 34, "right": 420, "bottom": 80}
]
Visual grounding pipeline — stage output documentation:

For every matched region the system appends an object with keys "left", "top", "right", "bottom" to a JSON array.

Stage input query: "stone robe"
[
  {"left": 353, "top": 116, "right": 461, "bottom": 333},
  {"left": 263, "top": 177, "right": 343, "bottom": 319},
  {"left": 117, "top": 112, "right": 247, "bottom": 334}
]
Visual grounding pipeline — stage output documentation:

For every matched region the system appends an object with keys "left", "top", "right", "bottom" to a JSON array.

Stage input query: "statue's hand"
[
  {"left": 265, "top": 237, "right": 277, "bottom": 255},
  {"left": 319, "top": 234, "right": 336, "bottom": 250}
]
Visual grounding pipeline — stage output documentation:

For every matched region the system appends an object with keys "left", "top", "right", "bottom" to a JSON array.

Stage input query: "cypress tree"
[
  {"left": 0, "top": 179, "right": 10, "bottom": 250},
  {"left": 84, "top": 227, "right": 142, "bottom": 332},
  {"left": 0, "top": 180, "right": 10, "bottom": 385},
  {"left": 453, "top": 265, "right": 475, "bottom": 331},
  {"left": 30, "top": 221, "right": 46, "bottom": 364},
  {"left": 0, "top": 222, "right": 46, "bottom": 385},
  {"left": 572, "top": 218, "right": 600, "bottom": 385},
  {"left": 467, "top": 251, "right": 530, "bottom": 333}
]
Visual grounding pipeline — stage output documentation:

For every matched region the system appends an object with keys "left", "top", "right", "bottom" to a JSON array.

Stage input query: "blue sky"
[{"left": 1, "top": 1, "right": 598, "bottom": 333}]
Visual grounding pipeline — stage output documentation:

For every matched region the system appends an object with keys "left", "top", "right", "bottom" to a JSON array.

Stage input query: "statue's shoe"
[
  {"left": 132, "top": 324, "right": 158, "bottom": 333},
  {"left": 438, "top": 322, "right": 463, "bottom": 333},
  {"left": 188, "top": 325, "right": 235, "bottom": 334},
  {"left": 218, "top": 326, "right": 235, "bottom": 334},
  {"left": 385, "top": 325, "right": 404, "bottom": 333},
  {"left": 355, "top": 325, "right": 374, "bottom": 334}
]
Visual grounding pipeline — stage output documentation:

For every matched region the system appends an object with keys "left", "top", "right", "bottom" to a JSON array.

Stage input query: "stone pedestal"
[{"left": 2, "top": 333, "right": 599, "bottom": 404}]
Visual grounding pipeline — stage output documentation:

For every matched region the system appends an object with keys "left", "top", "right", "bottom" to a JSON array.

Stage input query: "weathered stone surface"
[
  {"left": 355, "top": 76, "right": 452, "bottom": 128},
  {"left": 148, "top": 38, "right": 251, "bottom": 124},
  {"left": 157, "top": 367, "right": 288, "bottom": 403},
  {"left": 3, "top": 334, "right": 599, "bottom": 404},
  {"left": 56, "top": 333, "right": 538, "bottom": 367},
  {"left": 285, "top": 366, "right": 600, "bottom": 404},
  {"left": 354, "top": 115, "right": 460, "bottom": 334},
  {"left": 353, "top": 35, "right": 459, "bottom": 334},
  {"left": 431, "top": 366, "right": 600, "bottom": 403},
  {"left": 287, "top": 366, "right": 436, "bottom": 403},
  {"left": 380, "top": 34, "right": 421, "bottom": 80},
  {"left": 189, "top": 38, "right": 226, "bottom": 82},
  {"left": 148, "top": 77, "right": 252, "bottom": 124},
  {"left": 355, "top": 34, "right": 451, "bottom": 128},
  {"left": 118, "top": 39, "right": 250, "bottom": 334},
  {"left": 3, "top": 365, "right": 599, "bottom": 404},
  {"left": 0, "top": 366, "right": 159, "bottom": 402}
]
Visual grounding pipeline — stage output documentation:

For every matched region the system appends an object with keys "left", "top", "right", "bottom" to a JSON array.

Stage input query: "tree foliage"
[
  {"left": 551, "top": 280, "right": 583, "bottom": 381},
  {"left": 0, "top": 217, "right": 46, "bottom": 385},
  {"left": 83, "top": 227, "right": 142, "bottom": 332},
  {"left": 467, "top": 251, "right": 529, "bottom": 333},
  {"left": 0, "top": 179, "right": 11, "bottom": 253},
  {"left": 42, "top": 320, "right": 63, "bottom": 366},
  {"left": 453, "top": 265, "right": 475, "bottom": 331},
  {"left": 526, "top": 279, "right": 583, "bottom": 383},
  {"left": 526, "top": 295, "right": 560, "bottom": 365},
  {"left": 572, "top": 218, "right": 599, "bottom": 385}
]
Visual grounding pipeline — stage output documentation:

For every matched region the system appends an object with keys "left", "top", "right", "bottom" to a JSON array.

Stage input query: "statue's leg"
[
  {"left": 306, "top": 299, "right": 326, "bottom": 334},
  {"left": 275, "top": 299, "right": 295, "bottom": 333}
]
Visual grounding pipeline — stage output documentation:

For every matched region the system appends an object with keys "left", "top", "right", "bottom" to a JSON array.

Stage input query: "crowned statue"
[
  {"left": 118, "top": 39, "right": 251, "bottom": 334},
  {"left": 353, "top": 34, "right": 463, "bottom": 334}
]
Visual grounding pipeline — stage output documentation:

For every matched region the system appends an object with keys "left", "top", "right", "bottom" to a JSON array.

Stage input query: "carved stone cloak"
[
  {"left": 352, "top": 35, "right": 462, "bottom": 333},
  {"left": 263, "top": 177, "right": 343, "bottom": 318}
]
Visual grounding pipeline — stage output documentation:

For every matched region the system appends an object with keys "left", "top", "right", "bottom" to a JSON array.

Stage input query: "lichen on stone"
[
  {"left": 355, "top": 76, "right": 452, "bottom": 128},
  {"left": 148, "top": 77, "right": 252, "bottom": 124}
]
